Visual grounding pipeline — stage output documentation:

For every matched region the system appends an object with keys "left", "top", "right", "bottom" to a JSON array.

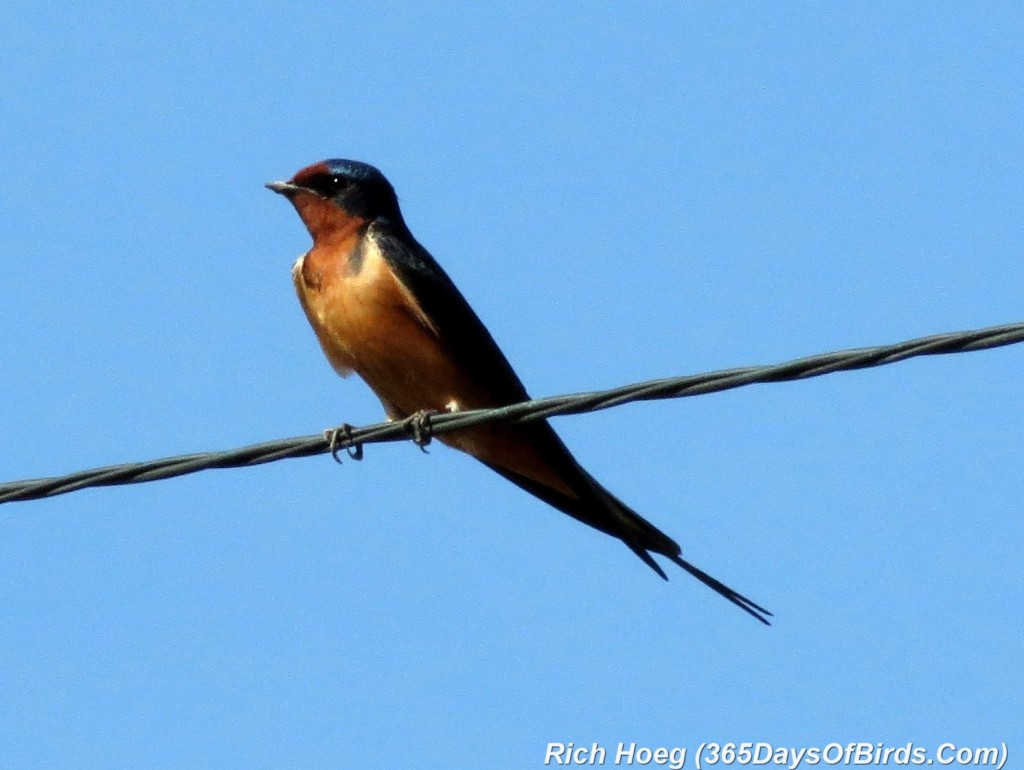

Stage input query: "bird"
[{"left": 267, "top": 158, "right": 771, "bottom": 624}]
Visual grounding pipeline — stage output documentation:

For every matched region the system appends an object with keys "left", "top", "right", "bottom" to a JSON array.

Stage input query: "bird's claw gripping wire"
[
  {"left": 403, "top": 409, "right": 440, "bottom": 452},
  {"left": 324, "top": 424, "right": 363, "bottom": 464}
]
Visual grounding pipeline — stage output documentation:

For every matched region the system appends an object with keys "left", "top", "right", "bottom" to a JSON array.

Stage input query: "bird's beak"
[{"left": 265, "top": 180, "right": 304, "bottom": 197}]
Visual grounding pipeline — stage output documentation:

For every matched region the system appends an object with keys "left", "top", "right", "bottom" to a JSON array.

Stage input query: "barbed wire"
[{"left": 2, "top": 320, "right": 1022, "bottom": 506}]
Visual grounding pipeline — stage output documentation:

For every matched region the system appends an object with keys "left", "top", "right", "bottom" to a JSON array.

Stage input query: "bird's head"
[{"left": 267, "top": 159, "right": 404, "bottom": 238}]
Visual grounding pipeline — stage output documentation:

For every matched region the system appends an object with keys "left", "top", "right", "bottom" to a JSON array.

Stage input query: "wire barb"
[{"left": 1, "top": 320, "right": 1022, "bottom": 506}]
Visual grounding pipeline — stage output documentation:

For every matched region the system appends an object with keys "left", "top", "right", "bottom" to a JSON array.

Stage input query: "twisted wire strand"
[{"left": 2, "top": 320, "right": 1022, "bottom": 505}]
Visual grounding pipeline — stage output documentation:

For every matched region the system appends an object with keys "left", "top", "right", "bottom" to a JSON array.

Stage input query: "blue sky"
[{"left": 1, "top": 3, "right": 1021, "bottom": 768}]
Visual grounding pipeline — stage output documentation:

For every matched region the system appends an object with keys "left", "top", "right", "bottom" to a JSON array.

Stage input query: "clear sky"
[{"left": 1, "top": 3, "right": 1021, "bottom": 768}]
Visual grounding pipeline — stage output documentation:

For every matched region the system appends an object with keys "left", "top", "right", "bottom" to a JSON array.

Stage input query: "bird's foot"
[
  {"left": 323, "top": 423, "right": 363, "bottom": 464},
  {"left": 403, "top": 409, "right": 440, "bottom": 452}
]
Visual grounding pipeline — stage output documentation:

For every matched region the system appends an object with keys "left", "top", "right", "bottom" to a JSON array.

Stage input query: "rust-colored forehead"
[{"left": 290, "top": 161, "right": 333, "bottom": 185}]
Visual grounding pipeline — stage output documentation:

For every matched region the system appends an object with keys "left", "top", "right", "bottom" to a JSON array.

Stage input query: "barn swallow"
[{"left": 267, "top": 159, "right": 771, "bottom": 624}]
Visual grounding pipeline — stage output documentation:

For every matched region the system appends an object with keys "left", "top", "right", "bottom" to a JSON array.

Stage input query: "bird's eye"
[
  {"left": 329, "top": 175, "right": 352, "bottom": 193},
  {"left": 303, "top": 173, "right": 351, "bottom": 198}
]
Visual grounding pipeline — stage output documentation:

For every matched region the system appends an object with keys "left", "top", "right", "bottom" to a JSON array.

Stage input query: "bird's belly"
[
  {"left": 360, "top": 325, "right": 491, "bottom": 419},
  {"left": 294, "top": 250, "right": 492, "bottom": 416},
  {"left": 294, "top": 249, "right": 573, "bottom": 494}
]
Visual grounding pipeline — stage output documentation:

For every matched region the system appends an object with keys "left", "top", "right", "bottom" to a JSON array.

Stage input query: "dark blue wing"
[{"left": 372, "top": 222, "right": 533, "bottom": 407}]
